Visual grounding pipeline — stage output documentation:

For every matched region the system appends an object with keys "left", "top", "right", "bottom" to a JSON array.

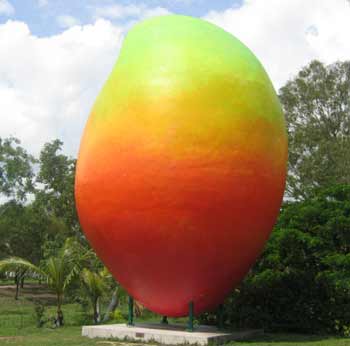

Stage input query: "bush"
[
  {"left": 112, "top": 309, "right": 126, "bottom": 323},
  {"left": 220, "top": 185, "right": 350, "bottom": 335},
  {"left": 33, "top": 301, "right": 46, "bottom": 328}
]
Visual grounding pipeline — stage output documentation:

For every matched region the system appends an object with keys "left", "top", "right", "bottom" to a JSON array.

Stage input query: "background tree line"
[{"left": 0, "top": 59, "right": 350, "bottom": 333}]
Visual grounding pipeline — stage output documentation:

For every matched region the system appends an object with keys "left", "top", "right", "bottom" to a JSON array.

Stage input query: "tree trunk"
[
  {"left": 14, "top": 272, "right": 20, "bottom": 300},
  {"left": 56, "top": 294, "right": 64, "bottom": 327},
  {"left": 96, "top": 297, "right": 101, "bottom": 324},
  {"left": 20, "top": 276, "right": 24, "bottom": 289},
  {"left": 93, "top": 298, "right": 99, "bottom": 324},
  {"left": 102, "top": 287, "right": 119, "bottom": 322}
]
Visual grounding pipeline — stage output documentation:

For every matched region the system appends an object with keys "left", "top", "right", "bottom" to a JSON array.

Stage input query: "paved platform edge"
[{"left": 82, "top": 323, "right": 263, "bottom": 345}]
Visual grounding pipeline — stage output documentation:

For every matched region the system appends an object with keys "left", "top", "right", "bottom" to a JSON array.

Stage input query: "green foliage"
[
  {"left": 0, "top": 137, "right": 35, "bottom": 202},
  {"left": 279, "top": 60, "right": 350, "bottom": 199},
  {"left": 0, "top": 137, "right": 89, "bottom": 281},
  {"left": 33, "top": 301, "right": 46, "bottom": 328},
  {"left": 36, "top": 139, "right": 79, "bottom": 235},
  {"left": 81, "top": 269, "right": 108, "bottom": 298},
  {"left": 0, "top": 257, "right": 46, "bottom": 278},
  {"left": 0, "top": 238, "right": 94, "bottom": 327},
  {"left": 0, "top": 202, "right": 43, "bottom": 263},
  {"left": 220, "top": 184, "right": 350, "bottom": 335},
  {"left": 80, "top": 268, "right": 110, "bottom": 324},
  {"left": 112, "top": 308, "right": 126, "bottom": 323}
]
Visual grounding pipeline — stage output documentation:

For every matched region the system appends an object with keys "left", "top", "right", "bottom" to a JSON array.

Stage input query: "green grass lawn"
[
  {"left": 233, "top": 333, "right": 350, "bottom": 346},
  {"left": 1, "top": 327, "right": 350, "bottom": 346},
  {"left": 1, "top": 282, "right": 350, "bottom": 346}
]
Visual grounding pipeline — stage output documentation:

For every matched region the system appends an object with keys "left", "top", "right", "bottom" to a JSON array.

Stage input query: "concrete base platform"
[{"left": 82, "top": 323, "right": 262, "bottom": 345}]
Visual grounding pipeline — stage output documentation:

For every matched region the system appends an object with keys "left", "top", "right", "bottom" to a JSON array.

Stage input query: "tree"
[
  {"left": 221, "top": 184, "right": 350, "bottom": 334},
  {"left": 279, "top": 60, "right": 350, "bottom": 199},
  {"left": 102, "top": 286, "right": 121, "bottom": 323},
  {"left": 0, "top": 239, "right": 90, "bottom": 326},
  {"left": 0, "top": 202, "right": 47, "bottom": 261},
  {"left": 81, "top": 268, "right": 108, "bottom": 324},
  {"left": 0, "top": 137, "right": 35, "bottom": 202},
  {"left": 101, "top": 270, "right": 127, "bottom": 323},
  {"left": 0, "top": 202, "right": 47, "bottom": 297},
  {"left": 36, "top": 139, "right": 80, "bottom": 236}
]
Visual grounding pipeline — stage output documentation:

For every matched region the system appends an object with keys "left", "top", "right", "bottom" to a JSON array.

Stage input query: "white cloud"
[
  {"left": 0, "top": 0, "right": 14, "bottom": 16},
  {"left": 94, "top": 4, "right": 143, "bottom": 19},
  {"left": 0, "top": 19, "right": 123, "bottom": 156},
  {"left": 204, "top": 0, "right": 350, "bottom": 88},
  {"left": 37, "top": 0, "right": 48, "bottom": 8},
  {"left": 142, "top": 6, "right": 171, "bottom": 19},
  {"left": 92, "top": 3, "right": 170, "bottom": 20},
  {"left": 56, "top": 14, "right": 81, "bottom": 29}
]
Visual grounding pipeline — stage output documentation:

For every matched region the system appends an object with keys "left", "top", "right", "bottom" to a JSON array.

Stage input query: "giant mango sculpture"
[{"left": 75, "top": 15, "right": 288, "bottom": 317}]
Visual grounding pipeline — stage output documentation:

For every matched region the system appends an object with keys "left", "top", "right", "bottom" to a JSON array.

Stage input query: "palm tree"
[
  {"left": 102, "top": 284, "right": 128, "bottom": 323},
  {"left": 0, "top": 238, "right": 92, "bottom": 326},
  {"left": 81, "top": 268, "right": 108, "bottom": 324}
]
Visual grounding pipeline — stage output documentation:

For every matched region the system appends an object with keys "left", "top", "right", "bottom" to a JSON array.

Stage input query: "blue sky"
[
  {"left": 2, "top": 0, "right": 243, "bottom": 36},
  {"left": 0, "top": 0, "right": 349, "bottom": 156}
]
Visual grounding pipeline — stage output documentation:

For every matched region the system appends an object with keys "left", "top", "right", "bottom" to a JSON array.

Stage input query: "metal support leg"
[
  {"left": 161, "top": 316, "right": 169, "bottom": 324},
  {"left": 128, "top": 296, "right": 134, "bottom": 326},
  {"left": 187, "top": 301, "right": 194, "bottom": 332},
  {"left": 217, "top": 304, "right": 224, "bottom": 330}
]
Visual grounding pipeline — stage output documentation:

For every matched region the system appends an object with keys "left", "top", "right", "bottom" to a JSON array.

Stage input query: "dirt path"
[{"left": 0, "top": 283, "right": 56, "bottom": 301}]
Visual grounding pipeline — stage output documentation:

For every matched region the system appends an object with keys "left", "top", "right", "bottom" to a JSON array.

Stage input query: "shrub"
[
  {"left": 204, "top": 185, "right": 350, "bottom": 335},
  {"left": 112, "top": 309, "right": 126, "bottom": 323}
]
